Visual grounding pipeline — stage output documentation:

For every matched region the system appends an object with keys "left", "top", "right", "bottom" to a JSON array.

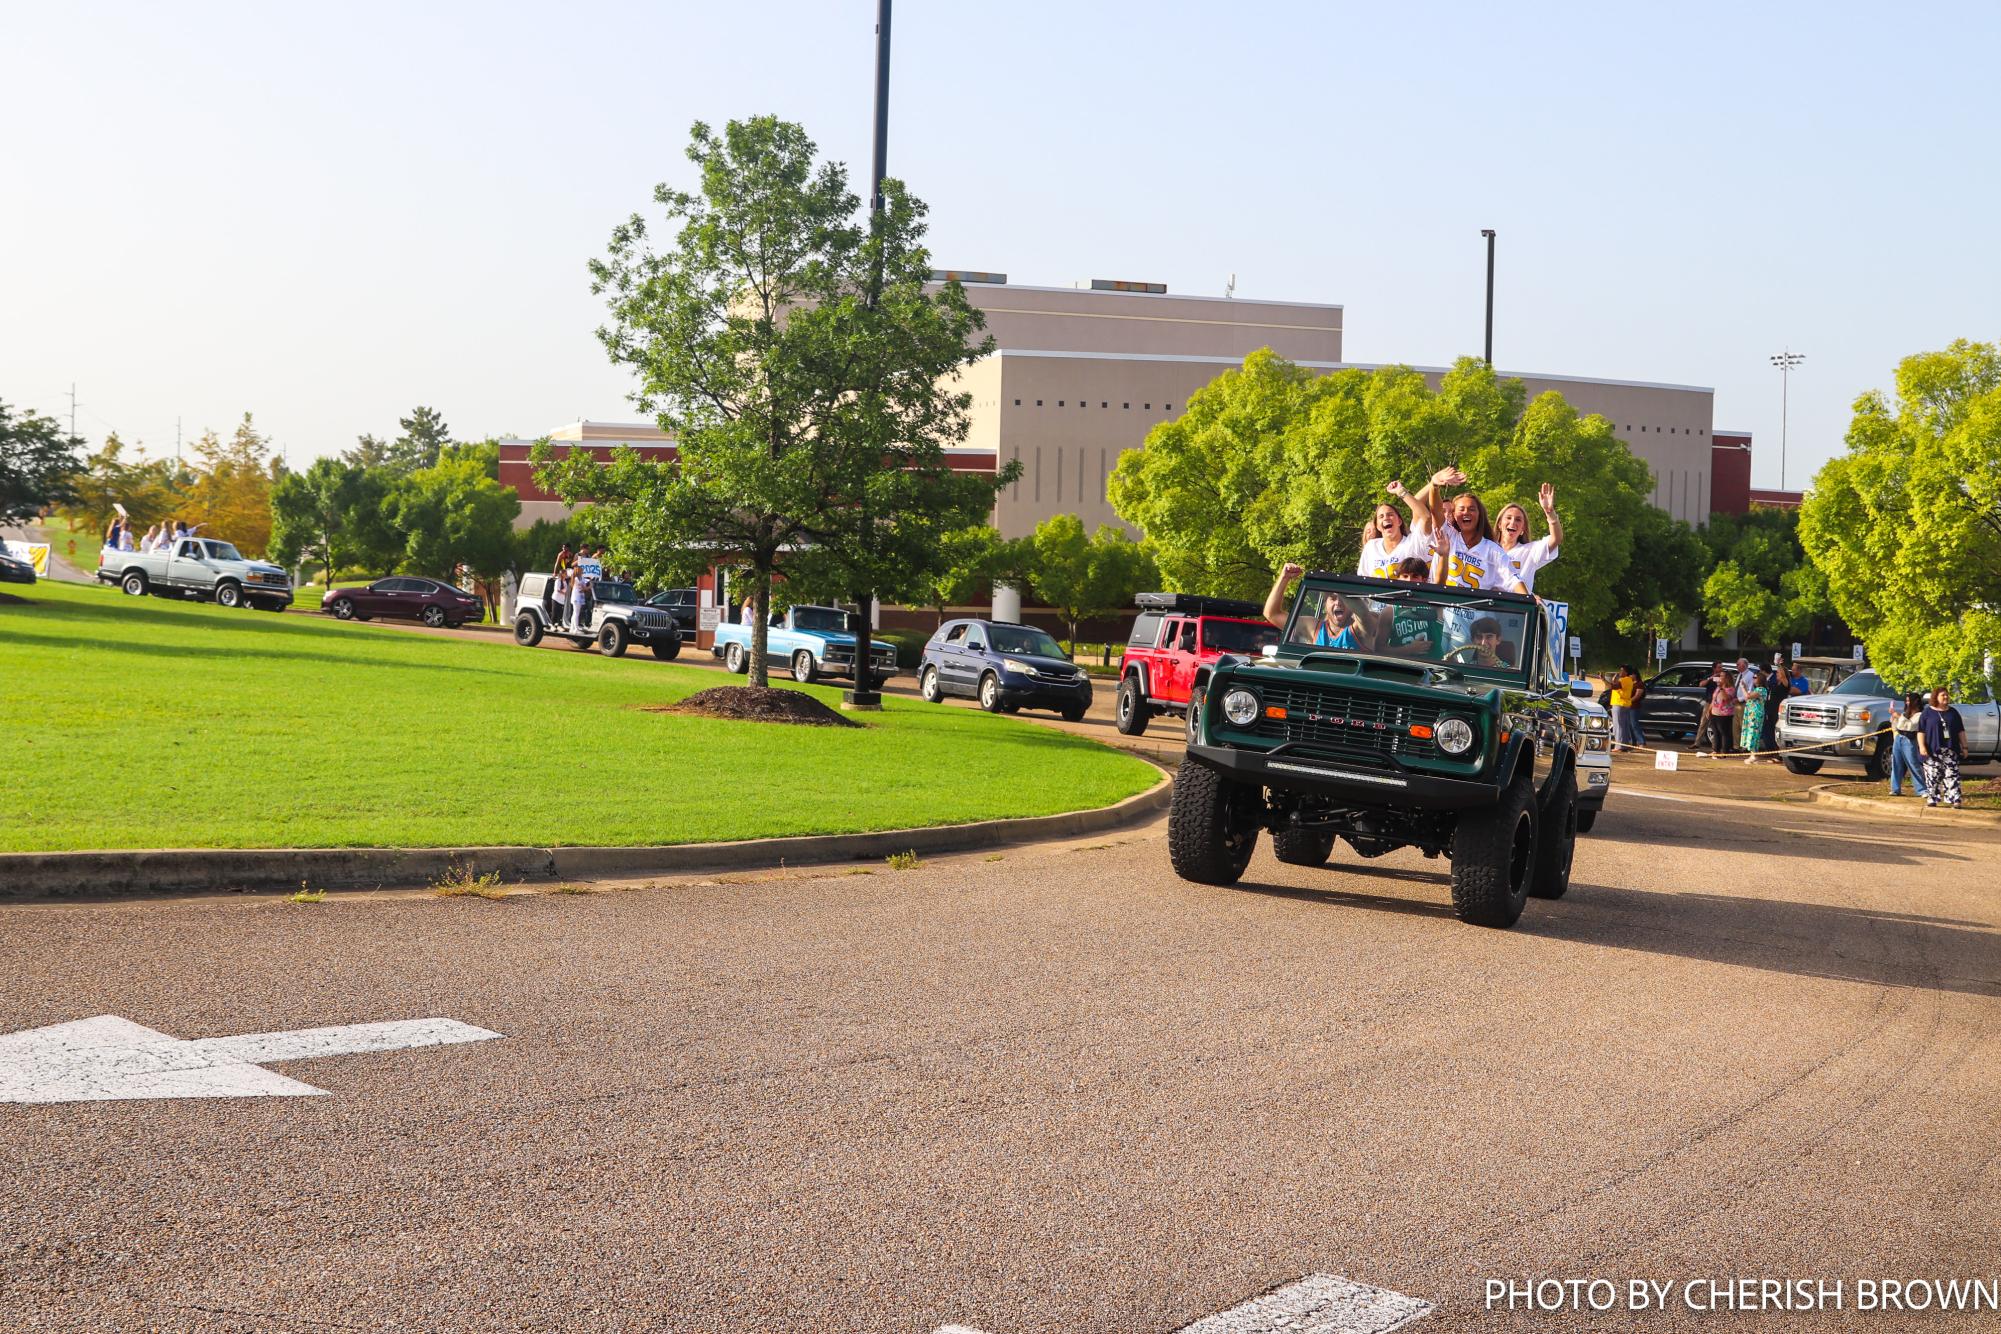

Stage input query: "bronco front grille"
[{"left": 1248, "top": 683, "right": 1442, "bottom": 761}]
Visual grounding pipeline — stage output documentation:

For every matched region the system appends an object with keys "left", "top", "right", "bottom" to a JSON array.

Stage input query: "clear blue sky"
[{"left": 5, "top": 1, "right": 1996, "bottom": 491}]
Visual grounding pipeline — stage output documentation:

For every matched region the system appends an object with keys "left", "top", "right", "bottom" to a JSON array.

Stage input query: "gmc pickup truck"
[
  {"left": 1776, "top": 667, "right": 2000, "bottom": 776},
  {"left": 711, "top": 605, "right": 898, "bottom": 684},
  {"left": 98, "top": 537, "right": 293, "bottom": 612}
]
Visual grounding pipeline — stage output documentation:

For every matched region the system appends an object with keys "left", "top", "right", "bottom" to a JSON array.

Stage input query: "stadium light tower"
[{"left": 1770, "top": 349, "right": 1805, "bottom": 490}]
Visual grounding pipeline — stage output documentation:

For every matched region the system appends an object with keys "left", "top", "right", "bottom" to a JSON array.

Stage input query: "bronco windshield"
[{"left": 1283, "top": 578, "right": 1534, "bottom": 681}]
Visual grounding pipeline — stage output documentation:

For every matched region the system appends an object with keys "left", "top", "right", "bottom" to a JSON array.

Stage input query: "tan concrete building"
[
  {"left": 500, "top": 275, "right": 1725, "bottom": 539},
  {"left": 940, "top": 276, "right": 1719, "bottom": 534}
]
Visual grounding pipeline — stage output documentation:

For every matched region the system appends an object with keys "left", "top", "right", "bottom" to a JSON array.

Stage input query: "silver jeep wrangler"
[{"left": 513, "top": 574, "right": 682, "bottom": 660}]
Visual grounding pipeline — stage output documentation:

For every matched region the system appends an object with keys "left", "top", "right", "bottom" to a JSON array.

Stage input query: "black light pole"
[
  {"left": 845, "top": 0, "right": 892, "bottom": 709},
  {"left": 1480, "top": 229, "right": 1496, "bottom": 365}
]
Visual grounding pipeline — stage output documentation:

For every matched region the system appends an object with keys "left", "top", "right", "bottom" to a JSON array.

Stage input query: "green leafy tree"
[
  {"left": 57, "top": 433, "right": 181, "bottom": 533},
  {"left": 541, "top": 115, "right": 995, "bottom": 687},
  {"left": 1028, "top": 514, "right": 1159, "bottom": 648},
  {"left": 511, "top": 516, "right": 579, "bottom": 576},
  {"left": 388, "top": 406, "right": 452, "bottom": 473},
  {"left": 911, "top": 525, "right": 1004, "bottom": 626},
  {"left": 0, "top": 401, "right": 84, "bottom": 522},
  {"left": 1107, "top": 352, "right": 1656, "bottom": 635},
  {"left": 1800, "top": 339, "right": 2001, "bottom": 690},
  {"left": 343, "top": 433, "right": 392, "bottom": 469},
  {"left": 1699, "top": 506, "right": 1832, "bottom": 645},
  {"left": 1607, "top": 505, "right": 1707, "bottom": 660},
  {"left": 268, "top": 458, "right": 397, "bottom": 584},
  {"left": 384, "top": 453, "right": 521, "bottom": 588}
]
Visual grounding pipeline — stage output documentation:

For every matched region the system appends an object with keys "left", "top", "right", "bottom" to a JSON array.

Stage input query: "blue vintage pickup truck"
[{"left": 710, "top": 605, "right": 899, "bottom": 684}]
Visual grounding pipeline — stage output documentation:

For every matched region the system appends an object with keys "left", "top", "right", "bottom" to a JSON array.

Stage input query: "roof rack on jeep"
[{"left": 1133, "top": 591, "right": 1265, "bottom": 618}]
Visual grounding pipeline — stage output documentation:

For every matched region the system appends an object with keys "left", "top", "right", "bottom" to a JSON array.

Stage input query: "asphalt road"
[{"left": 5, "top": 783, "right": 1999, "bottom": 1332}]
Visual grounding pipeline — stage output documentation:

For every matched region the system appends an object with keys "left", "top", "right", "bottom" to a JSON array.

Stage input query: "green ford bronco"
[{"left": 1171, "top": 571, "right": 1587, "bottom": 929}]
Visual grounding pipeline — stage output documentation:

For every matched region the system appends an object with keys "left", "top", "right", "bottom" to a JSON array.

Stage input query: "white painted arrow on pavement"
[
  {"left": 0, "top": 1014, "right": 501, "bottom": 1104},
  {"left": 936, "top": 1273, "right": 1431, "bottom": 1334}
]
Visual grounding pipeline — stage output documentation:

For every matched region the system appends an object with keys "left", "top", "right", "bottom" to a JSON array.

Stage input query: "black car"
[
  {"left": 918, "top": 619, "right": 1093, "bottom": 720},
  {"left": 1635, "top": 660, "right": 1719, "bottom": 739},
  {"left": 645, "top": 587, "right": 700, "bottom": 633},
  {"left": 0, "top": 551, "right": 35, "bottom": 585}
]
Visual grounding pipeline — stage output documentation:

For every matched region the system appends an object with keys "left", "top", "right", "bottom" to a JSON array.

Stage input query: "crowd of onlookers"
[{"left": 1601, "top": 657, "right": 1971, "bottom": 808}]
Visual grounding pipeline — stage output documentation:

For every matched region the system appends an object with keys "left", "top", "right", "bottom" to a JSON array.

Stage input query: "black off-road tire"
[
  {"left": 1782, "top": 754, "right": 1823, "bottom": 775},
  {"left": 1529, "top": 766, "right": 1578, "bottom": 900},
  {"left": 1577, "top": 809, "right": 1599, "bottom": 835},
  {"left": 725, "top": 643, "right": 748, "bottom": 674},
  {"left": 513, "top": 612, "right": 543, "bottom": 647},
  {"left": 214, "top": 581, "right": 244, "bottom": 609},
  {"left": 650, "top": 638, "right": 681, "bottom": 661},
  {"left": 1114, "top": 676, "right": 1149, "bottom": 736},
  {"left": 1168, "top": 759, "right": 1262, "bottom": 886},
  {"left": 598, "top": 621, "right": 630, "bottom": 657},
  {"left": 1449, "top": 771, "right": 1538, "bottom": 928},
  {"left": 1272, "top": 827, "right": 1336, "bottom": 868},
  {"left": 120, "top": 571, "right": 148, "bottom": 597}
]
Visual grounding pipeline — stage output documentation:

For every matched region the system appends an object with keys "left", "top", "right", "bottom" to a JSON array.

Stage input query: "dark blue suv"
[{"left": 918, "top": 619, "right": 1094, "bottom": 720}]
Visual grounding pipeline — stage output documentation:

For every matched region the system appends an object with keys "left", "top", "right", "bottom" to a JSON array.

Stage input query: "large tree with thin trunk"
[
  {"left": 0, "top": 401, "right": 84, "bottom": 523},
  {"left": 535, "top": 115, "right": 995, "bottom": 687}
]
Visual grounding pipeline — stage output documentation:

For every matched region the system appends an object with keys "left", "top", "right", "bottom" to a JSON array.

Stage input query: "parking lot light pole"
[
  {"left": 1770, "top": 349, "right": 1804, "bottom": 490},
  {"left": 1481, "top": 229, "right": 1495, "bottom": 366},
  {"left": 844, "top": 0, "right": 892, "bottom": 709}
]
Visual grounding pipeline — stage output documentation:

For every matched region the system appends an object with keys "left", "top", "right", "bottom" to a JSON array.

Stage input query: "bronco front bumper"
[{"left": 1185, "top": 743, "right": 1503, "bottom": 811}]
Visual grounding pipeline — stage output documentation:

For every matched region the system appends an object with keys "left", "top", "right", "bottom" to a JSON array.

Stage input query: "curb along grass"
[{"left": 0, "top": 580, "right": 1157, "bottom": 857}]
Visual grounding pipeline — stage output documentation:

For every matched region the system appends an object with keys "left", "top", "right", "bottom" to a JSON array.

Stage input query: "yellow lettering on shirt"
[{"left": 1447, "top": 552, "right": 1486, "bottom": 588}]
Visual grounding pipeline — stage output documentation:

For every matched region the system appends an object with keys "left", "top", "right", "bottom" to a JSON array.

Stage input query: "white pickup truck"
[
  {"left": 1776, "top": 667, "right": 2000, "bottom": 776},
  {"left": 98, "top": 537, "right": 293, "bottom": 612}
]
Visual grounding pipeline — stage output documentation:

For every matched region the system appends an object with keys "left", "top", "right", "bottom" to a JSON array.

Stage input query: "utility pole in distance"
[
  {"left": 1770, "top": 349, "right": 1805, "bottom": 490},
  {"left": 1481, "top": 230, "right": 1496, "bottom": 366}
]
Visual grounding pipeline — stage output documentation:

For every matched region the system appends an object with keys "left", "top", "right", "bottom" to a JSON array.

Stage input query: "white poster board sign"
[{"left": 1654, "top": 749, "right": 1679, "bottom": 771}]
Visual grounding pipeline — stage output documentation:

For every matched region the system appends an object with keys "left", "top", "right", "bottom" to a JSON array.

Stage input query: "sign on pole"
[
  {"left": 1568, "top": 635, "right": 1582, "bottom": 659},
  {"left": 1792, "top": 641, "right": 1803, "bottom": 660},
  {"left": 1851, "top": 643, "right": 1866, "bottom": 663},
  {"left": 1654, "top": 637, "right": 1669, "bottom": 662}
]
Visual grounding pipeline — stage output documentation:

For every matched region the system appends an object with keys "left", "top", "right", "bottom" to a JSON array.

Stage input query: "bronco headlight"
[
  {"left": 1221, "top": 688, "right": 1260, "bottom": 726},
  {"left": 1581, "top": 714, "right": 1609, "bottom": 733},
  {"left": 1436, "top": 717, "right": 1476, "bottom": 755}
]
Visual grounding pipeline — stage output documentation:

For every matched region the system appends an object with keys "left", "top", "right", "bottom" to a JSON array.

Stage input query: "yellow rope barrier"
[{"left": 1608, "top": 724, "right": 1894, "bottom": 762}]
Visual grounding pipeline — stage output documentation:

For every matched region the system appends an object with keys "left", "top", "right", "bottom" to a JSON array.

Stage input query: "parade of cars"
[
  {"left": 97, "top": 535, "right": 293, "bottom": 612},
  {"left": 710, "top": 602, "right": 898, "bottom": 684}
]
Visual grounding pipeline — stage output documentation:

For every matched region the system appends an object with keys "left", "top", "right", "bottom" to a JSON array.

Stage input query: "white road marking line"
[
  {"left": 1177, "top": 1274, "right": 1432, "bottom": 1334},
  {"left": 1608, "top": 788, "right": 1693, "bottom": 802},
  {"left": 0, "top": 1014, "right": 501, "bottom": 1105},
  {"left": 932, "top": 1274, "right": 1431, "bottom": 1334}
]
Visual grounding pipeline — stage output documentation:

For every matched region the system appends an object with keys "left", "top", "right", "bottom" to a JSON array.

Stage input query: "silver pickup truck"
[
  {"left": 1775, "top": 667, "right": 2001, "bottom": 776},
  {"left": 98, "top": 537, "right": 293, "bottom": 612}
]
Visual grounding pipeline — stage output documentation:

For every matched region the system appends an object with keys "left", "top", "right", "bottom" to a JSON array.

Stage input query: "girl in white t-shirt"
[
  {"left": 1496, "top": 482, "right": 1564, "bottom": 592},
  {"left": 1439, "top": 493, "right": 1529, "bottom": 594},
  {"left": 1355, "top": 483, "right": 1433, "bottom": 580}
]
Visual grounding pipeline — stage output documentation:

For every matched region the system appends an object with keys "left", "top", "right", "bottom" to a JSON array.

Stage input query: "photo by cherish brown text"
[{"left": 1485, "top": 1277, "right": 1999, "bottom": 1314}]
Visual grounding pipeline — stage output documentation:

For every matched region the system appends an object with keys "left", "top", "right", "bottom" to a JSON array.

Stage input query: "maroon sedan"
[{"left": 322, "top": 576, "right": 483, "bottom": 628}]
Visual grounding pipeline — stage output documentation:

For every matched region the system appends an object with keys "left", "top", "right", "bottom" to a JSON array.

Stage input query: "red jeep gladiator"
[{"left": 1114, "top": 592, "right": 1278, "bottom": 738}]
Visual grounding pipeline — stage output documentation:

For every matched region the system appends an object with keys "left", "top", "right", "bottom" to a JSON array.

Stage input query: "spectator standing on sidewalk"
[
  {"left": 1740, "top": 667, "right": 1769, "bottom": 763},
  {"left": 1918, "top": 688, "right": 1967, "bottom": 808},
  {"left": 1762, "top": 662, "right": 1792, "bottom": 756},
  {"left": 1608, "top": 665, "right": 1643, "bottom": 752},
  {"left": 1889, "top": 693, "right": 1929, "bottom": 799},
  {"left": 1706, "top": 668, "right": 1737, "bottom": 755},
  {"left": 1693, "top": 661, "right": 1719, "bottom": 755}
]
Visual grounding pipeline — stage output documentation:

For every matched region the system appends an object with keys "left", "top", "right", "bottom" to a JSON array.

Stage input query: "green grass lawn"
[{"left": 0, "top": 581, "right": 1158, "bottom": 851}]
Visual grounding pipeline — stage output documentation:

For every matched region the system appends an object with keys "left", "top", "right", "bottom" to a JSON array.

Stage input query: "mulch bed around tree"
[{"left": 649, "top": 686, "right": 864, "bottom": 728}]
